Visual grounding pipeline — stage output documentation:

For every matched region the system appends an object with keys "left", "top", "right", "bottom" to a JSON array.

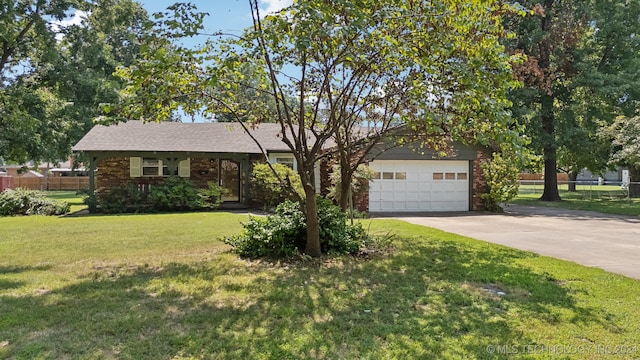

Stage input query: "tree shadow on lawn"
[
  {"left": 0, "top": 242, "right": 625, "bottom": 359},
  {"left": 0, "top": 265, "right": 52, "bottom": 291}
]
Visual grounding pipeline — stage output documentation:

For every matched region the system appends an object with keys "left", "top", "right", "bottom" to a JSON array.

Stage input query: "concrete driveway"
[{"left": 391, "top": 205, "right": 640, "bottom": 279}]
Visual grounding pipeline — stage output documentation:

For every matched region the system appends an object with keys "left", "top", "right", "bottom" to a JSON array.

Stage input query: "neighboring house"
[
  {"left": 2, "top": 160, "right": 86, "bottom": 177},
  {"left": 576, "top": 168, "right": 625, "bottom": 183},
  {"left": 72, "top": 121, "right": 488, "bottom": 212},
  {"left": 18, "top": 170, "right": 45, "bottom": 179}
]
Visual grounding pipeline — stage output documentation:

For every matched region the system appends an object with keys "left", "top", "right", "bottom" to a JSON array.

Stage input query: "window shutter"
[
  {"left": 130, "top": 157, "right": 141, "bottom": 178},
  {"left": 178, "top": 158, "right": 190, "bottom": 178}
]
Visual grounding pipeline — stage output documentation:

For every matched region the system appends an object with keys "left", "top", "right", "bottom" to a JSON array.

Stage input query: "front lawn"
[
  {"left": 43, "top": 190, "right": 88, "bottom": 213},
  {"left": 511, "top": 187, "right": 640, "bottom": 217},
  {"left": 1, "top": 213, "right": 639, "bottom": 359}
]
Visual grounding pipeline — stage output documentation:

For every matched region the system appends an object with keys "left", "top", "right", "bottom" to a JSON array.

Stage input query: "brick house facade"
[{"left": 74, "top": 121, "right": 490, "bottom": 212}]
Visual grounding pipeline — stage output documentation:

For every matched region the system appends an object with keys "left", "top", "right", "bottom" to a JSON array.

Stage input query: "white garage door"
[{"left": 369, "top": 160, "right": 470, "bottom": 212}]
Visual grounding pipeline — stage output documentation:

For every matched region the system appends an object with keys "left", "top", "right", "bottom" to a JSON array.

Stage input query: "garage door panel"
[{"left": 369, "top": 160, "right": 469, "bottom": 212}]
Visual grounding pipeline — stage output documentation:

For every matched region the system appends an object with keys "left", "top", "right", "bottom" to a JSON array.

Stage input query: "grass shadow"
[
  {"left": 0, "top": 265, "right": 52, "bottom": 274},
  {"left": 1, "top": 229, "right": 631, "bottom": 359}
]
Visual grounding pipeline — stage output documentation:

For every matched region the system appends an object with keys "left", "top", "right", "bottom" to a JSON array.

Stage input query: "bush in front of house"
[
  {"left": 249, "top": 163, "right": 305, "bottom": 209},
  {"left": 149, "top": 177, "right": 201, "bottom": 211},
  {"left": 0, "top": 188, "right": 70, "bottom": 216},
  {"left": 86, "top": 184, "right": 145, "bottom": 214},
  {"left": 196, "top": 181, "right": 225, "bottom": 209},
  {"left": 86, "top": 178, "right": 225, "bottom": 213},
  {"left": 224, "top": 197, "right": 366, "bottom": 258}
]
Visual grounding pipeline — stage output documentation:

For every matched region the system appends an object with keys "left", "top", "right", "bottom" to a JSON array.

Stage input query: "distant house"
[
  {"left": 72, "top": 121, "right": 488, "bottom": 212},
  {"left": 2, "top": 160, "right": 86, "bottom": 178},
  {"left": 576, "top": 168, "right": 626, "bottom": 183}
]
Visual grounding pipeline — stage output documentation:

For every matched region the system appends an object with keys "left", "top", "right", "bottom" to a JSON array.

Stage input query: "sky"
[
  {"left": 134, "top": 1, "right": 294, "bottom": 122},
  {"left": 137, "top": 0, "right": 293, "bottom": 38}
]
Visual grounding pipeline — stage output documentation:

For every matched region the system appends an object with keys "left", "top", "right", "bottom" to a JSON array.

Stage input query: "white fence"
[{"left": 519, "top": 180, "right": 639, "bottom": 200}]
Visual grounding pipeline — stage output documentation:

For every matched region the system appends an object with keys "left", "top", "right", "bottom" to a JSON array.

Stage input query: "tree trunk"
[
  {"left": 338, "top": 165, "right": 351, "bottom": 212},
  {"left": 629, "top": 166, "right": 640, "bottom": 198},
  {"left": 538, "top": 1, "right": 561, "bottom": 202},
  {"left": 567, "top": 170, "right": 578, "bottom": 192},
  {"left": 303, "top": 184, "right": 322, "bottom": 257},
  {"left": 539, "top": 97, "right": 562, "bottom": 201}
]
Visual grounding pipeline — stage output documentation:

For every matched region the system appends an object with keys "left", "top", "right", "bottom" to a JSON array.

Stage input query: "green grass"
[
  {"left": 1, "top": 213, "right": 639, "bottom": 359},
  {"left": 42, "top": 190, "right": 88, "bottom": 213},
  {"left": 511, "top": 186, "right": 640, "bottom": 217}
]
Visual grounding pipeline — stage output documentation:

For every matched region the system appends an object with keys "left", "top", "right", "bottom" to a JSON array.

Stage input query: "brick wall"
[
  {"left": 96, "top": 157, "right": 135, "bottom": 190},
  {"left": 189, "top": 158, "right": 218, "bottom": 187},
  {"left": 97, "top": 157, "right": 224, "bottom": 191}
]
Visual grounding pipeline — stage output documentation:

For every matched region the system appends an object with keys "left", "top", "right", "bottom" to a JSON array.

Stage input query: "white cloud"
[
  {"left": 51, "top": 10, "right": 89, "bottom": 40},
  {"left": 259, "top": 0, "right": 293, "bottom": 15}
]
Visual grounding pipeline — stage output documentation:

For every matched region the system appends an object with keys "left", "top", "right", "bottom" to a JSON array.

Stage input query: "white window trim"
[{"left": 268, "top": 153, "right": 297, "bottom": 171}]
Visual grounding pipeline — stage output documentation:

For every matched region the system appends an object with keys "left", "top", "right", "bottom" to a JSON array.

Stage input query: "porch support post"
[
  {"left": 89, "top": 155, "right": 97, "bottom": 195},
  {"left": 243, "top": 155, "right": 251, "bottom": 205}
]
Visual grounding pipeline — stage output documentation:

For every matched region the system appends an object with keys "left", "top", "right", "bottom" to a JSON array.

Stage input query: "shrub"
[
  {"left": 87, "top": 184, "right": 146, "bottom": 214},
  {"left": 0, "top": 188, "right": 70, "bottom": 216},
  {"left": 224, "top": 196, "right": 366, "bottom": 258},
  {"left": 86, "top": 178, "right": 224, "bottom": 214},
  {"left": 197, "top": 181, "right": 224, "bottom": 209},
  {"left": 480, "top": 153, "right": 520, "bottom": 212},
  {"left": 149, "top": 177, "right": 200, "bottom": 211},
  {"left": 249, "top": 163, "right": 304, "bottom": 209}
]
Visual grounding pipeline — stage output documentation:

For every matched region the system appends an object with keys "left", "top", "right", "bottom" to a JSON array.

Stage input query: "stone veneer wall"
[{"left": 471, "top": 150, "right": 490, "bottom": 211}]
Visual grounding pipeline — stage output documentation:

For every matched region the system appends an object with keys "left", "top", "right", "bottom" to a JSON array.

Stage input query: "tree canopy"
[
  {"left": 114, "top": 0, "right": 523, "bottom": 256},
  {"left": 0, "top": 0, "right": 148, "bottom": 164},
  {"left": 505, "top": 0, "right": 640, "bottom": 200}
]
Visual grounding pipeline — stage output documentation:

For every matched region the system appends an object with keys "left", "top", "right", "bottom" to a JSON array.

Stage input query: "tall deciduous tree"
[
  {"left": 1, "top": 0, "right": 79, "bottom": 162},
  {"left": 505, "top": 0, "right": 640, "bottom": 200},
  {"left": 115, "top": 0, "right": 522, "bottom": 256},
  {"left": 0, "top": 0, "right": 148, "bottom": 163}
]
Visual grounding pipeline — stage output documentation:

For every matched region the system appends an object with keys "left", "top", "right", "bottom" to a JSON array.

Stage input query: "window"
[
  {"left": 445, "top": 172, "right": 456, "bottom": 180},
  {"left": 383, "top": 172, "right": 394, "bottom": 179},
  {"left": 275, "top": 157, "right": 295, "bottom": 169},
  {"left": 457, "top": 172, "right": 468, "bottom": 180},
  {"left": 269, "top": 153, "right": 296, "bottom": 170},
  {"left": 142, "top": 158, "right": 169, "bottom": 176},
  {"left": 130, "top": 157, "right": 189, "bottom": 178},
  {"left": 433, "top": 173, "right": 444, "bottom": 180},
  {"left": 395, "top": 172, "right": 407, "bottom": 180},
  {"left": 372, "top": 171, "right": 381, "bottom": 179}
]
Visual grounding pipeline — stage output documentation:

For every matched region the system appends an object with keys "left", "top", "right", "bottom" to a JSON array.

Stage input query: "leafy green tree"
[
  {"left": 0, "top": 0, "right": 148, "bottom": 163},
  {"left": 505, "top": 0, "right": 640, "bottom": 200},
  {"left": 1, "top": 0, "right": 79, "bottom": 162},
  {"left": 115, "top": 0, "right": 523, "bottom": 256},
  {"left": 601, "top": 116, "right": 640, "bottom": 197}
]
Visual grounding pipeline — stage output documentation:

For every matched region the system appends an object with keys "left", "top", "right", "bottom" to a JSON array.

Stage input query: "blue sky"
[
  {"left": 137, "top": 0, "right": 292, "bottom": 37},
  {"left": 134, "top": 1, "right": 293, "bottom": 122}
]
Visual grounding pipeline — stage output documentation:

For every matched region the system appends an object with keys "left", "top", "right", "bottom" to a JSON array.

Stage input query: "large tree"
[
  {"left": 1, "top": 0, "right": 78, "bottom": 162},
  {"left": 505, "top": 0, "right": 640, "bottom": 201},
  {"left": 0, "top": 0, "right": 148, "bottom": 163},
  {"left": 115, "top": 0, "right": 521, "bottom": 256}
]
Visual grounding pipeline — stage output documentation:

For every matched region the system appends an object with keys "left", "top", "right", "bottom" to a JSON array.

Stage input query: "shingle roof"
[{"left": 72, "top": 121, "right": 293, "bottom": 154}]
